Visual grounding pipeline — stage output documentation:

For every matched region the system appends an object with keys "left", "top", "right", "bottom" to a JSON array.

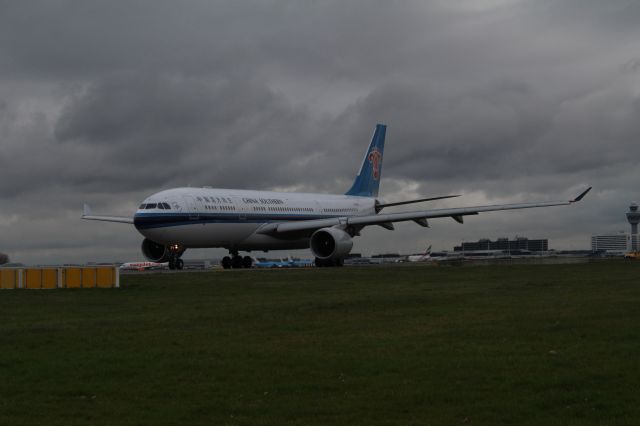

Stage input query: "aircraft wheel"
[
  {"left": 334, "top": 258, "right": 344, "bottom": 267},
  {"left": 242, "top": 256, "right": 253, "bottom": 268},
  {"left": 175, "top": 258, "right": 184, "bottom": 270},
  {"left": 315, "top": 257, "right": 324, "bottom": 267},
  {"left": 232, "top": 255, "right": 243, "bottom": 269},
  {"left": 221, "top": 256, "right": 232, "bottom": 269},
  {"left": 169, "top": 258, "right": 176, "bottom": 270}
]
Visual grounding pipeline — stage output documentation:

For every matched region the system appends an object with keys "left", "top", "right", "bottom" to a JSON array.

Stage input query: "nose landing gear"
[
  {"left": 167, "top": 244, "right": 185, "bottom": 270},
  {"left": 168, "top": 257, "right": 184, "bottom": 270}
]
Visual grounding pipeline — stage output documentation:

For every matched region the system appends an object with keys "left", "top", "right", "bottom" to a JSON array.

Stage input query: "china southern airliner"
[{"left": 83, "top": 124, "right": 591, "bottom": 270}]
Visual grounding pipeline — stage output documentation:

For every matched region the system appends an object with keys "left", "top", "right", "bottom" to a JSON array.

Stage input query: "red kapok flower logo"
[{"left": 368, "top": 148, "right": 382, "bottom": 180}]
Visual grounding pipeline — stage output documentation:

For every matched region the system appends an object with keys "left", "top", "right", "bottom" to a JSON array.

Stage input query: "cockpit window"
[
  {"left": 162, "top": 203, "right": 171, "bottom": 209},
  {"left": 157, "top": 203, "right": 165, "bottom": 209},
  {"left": 145, "top": 203, "right": 157, "bottom": 209},
  {"left": 139, "top": 204, "right": 146, "bottom": 209}
]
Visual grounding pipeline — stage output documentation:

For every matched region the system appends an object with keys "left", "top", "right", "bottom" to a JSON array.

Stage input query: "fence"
[{"left": 0, "top": 266, "right": 119, "bottom": 289}]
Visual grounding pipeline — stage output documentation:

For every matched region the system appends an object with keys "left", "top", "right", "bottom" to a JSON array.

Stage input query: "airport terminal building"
[
  {"left": 591, "top": 233, "right": 631, "bottom": 254},
  {"left": 454, "top": 237, "right": 548, "bottom": 253}
]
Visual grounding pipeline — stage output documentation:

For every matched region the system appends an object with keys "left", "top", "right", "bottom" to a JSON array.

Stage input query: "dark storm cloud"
[
  {"left": 0, "top": 1, "right": 445, "bottom": 80},
  {"left": 52, "top": 73, "right": 330, "bottom": 191},
  {"left": 1, "top": 73, "right": 323, "bottom": 198},
  {"left": 1, "top": 0, "right": 639, "bottom": 263},
  {"left": 346, "top": 76, "right": 640, "bottom": 190}
]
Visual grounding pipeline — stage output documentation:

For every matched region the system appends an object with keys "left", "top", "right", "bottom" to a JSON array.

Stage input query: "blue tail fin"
[{"left": 345, "top": 124, "right": 386, "bottom": 197}]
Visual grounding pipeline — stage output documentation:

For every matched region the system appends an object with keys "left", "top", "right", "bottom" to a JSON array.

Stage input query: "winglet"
[
  {"left": 83, "top": 203, "right": 92, "bottom": 217},
  {"left": 571, "top": 187, "right": 592, "bottom": 203}
]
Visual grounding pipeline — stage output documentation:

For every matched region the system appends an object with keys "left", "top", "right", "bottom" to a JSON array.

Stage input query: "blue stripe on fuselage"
[{"left": 133, "top": 212, "right": 338, "bottom": 230}]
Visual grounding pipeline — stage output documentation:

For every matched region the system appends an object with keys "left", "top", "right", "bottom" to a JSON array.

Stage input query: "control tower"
[{"left": 627, "top": 203, "right": 640, "bottom": 252}]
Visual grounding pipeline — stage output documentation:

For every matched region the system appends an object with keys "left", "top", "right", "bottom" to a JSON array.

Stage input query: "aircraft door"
[
  {"left": 233, "top": 197, "right": 247, "bottom": 221},
  {"left": 182, "top": 195, "right": 199, "bottom": 220}
]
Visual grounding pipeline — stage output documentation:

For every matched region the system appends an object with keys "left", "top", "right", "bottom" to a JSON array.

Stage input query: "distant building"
[
  {"left": 371, "top": 253, "right": 401, "bottom": 258},
  {"left": 0, "top": 253, "right": 8, "bottom": 265},
  {"left": 591, "top": 233, "right": 630, "bottom": 254},
  {"left": 454, "top": 237, "right": 548, "bottom": 252}
]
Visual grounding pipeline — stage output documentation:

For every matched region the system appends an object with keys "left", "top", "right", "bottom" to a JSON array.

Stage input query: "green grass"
[{"left": 1, "top": 261, "right": 640, "bottom": 425}]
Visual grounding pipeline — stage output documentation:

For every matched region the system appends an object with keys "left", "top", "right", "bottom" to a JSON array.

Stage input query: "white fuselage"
[{"left": 133, "top": 188, "right": 376, "bottom": 251}]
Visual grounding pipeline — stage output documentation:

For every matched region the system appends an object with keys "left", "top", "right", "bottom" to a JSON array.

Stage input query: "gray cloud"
[{"left": 1, "top": 0, "right": 639, "bottom": 263}]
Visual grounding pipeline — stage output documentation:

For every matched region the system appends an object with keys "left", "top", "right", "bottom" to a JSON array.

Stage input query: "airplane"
[
  {"left": 407, "top": 245, "right": 433, "bottom": 262},
  {"left": 119, "top": 261, "right": 169, "bottom": 271},
  {"left": 82, "top": 123, "right": 591, "bottom": 270},
  {"left": 253, "top": 256, "right": 314, "bottom": 268},
  {"left": 253, "top": 258, "right": 285, "bottom": 268}
]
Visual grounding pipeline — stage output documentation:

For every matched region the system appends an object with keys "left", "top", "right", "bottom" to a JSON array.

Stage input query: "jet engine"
[
  {"left": 141, "top": 238, "right": 171, "bottom": 262},
  {"left": 310, "top": 227, "right": 353, "bottom": 260}
]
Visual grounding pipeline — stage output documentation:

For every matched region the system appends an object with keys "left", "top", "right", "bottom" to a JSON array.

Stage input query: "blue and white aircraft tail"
[
  {"left": 345, "top": 124, "right": 386, "bottom": 197},
  {"left": 82, "top": 123, "right": 591, "bottom": 270}
]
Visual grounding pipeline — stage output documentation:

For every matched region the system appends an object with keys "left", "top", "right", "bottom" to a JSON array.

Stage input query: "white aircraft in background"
[
  {"left": 83, "top": 124, "right": 591, "bottom": 270},
  {"left": 407, "top": 245, "right": 433, "bottom": 262},
  {"left": 119, "top": 261, "right": 169, "bottom": 271}
]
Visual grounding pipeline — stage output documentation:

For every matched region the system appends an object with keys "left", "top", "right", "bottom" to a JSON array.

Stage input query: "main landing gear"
[{"left": 221, "top": 250, "right": 253, "bottom": 270}]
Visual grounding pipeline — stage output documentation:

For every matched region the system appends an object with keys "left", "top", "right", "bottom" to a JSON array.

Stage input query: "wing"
[
  {"left": 375, "top": 194, "right": 460, "bottom": 211},
  {"left": 258, "top": 187, "right": 591, "bottom": 235},
  {"left": 81, "top": 204, "right": 134, "bottom": 224}
]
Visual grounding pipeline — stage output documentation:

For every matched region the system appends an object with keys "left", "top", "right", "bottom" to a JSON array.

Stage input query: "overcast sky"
[{"left": 1, "top": 0, "right": 639, "bottom": 264}]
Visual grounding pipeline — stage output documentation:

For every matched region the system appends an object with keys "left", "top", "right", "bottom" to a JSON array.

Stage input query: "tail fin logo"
[{"left": 368, "top": 148, "right": 383, "bottom": 180}]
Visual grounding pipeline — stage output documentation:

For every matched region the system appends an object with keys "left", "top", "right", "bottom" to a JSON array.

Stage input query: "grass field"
[{"left": 1, "top": 261, "right": 639, "bottom": 425}]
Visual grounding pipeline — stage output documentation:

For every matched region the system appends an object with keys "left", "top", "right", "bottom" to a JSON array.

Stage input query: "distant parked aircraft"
[
  {"left": 407, "top": 245, "right": 433, "bottom": 262},
  {"left": 83, "top": 124, "right": 591, "bottom": 270},
  {"left": 254, "top": 256, "right": 313, "bottom": 268},
  {"left": 119, "top": 261, "right": 168, "bottom": 271}
]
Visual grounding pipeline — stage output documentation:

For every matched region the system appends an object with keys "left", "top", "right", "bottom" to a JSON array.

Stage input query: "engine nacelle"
[
  {"left": 310, "top": 227, "right": 353, "bottom": 260},
  {"left": 141, "top": 238, "right": 170, "bottom": 262}
]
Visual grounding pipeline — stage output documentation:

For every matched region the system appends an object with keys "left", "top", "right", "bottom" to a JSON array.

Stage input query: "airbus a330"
[{"left": 83, "top": 124, "right": 591, "bottom": 269}]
